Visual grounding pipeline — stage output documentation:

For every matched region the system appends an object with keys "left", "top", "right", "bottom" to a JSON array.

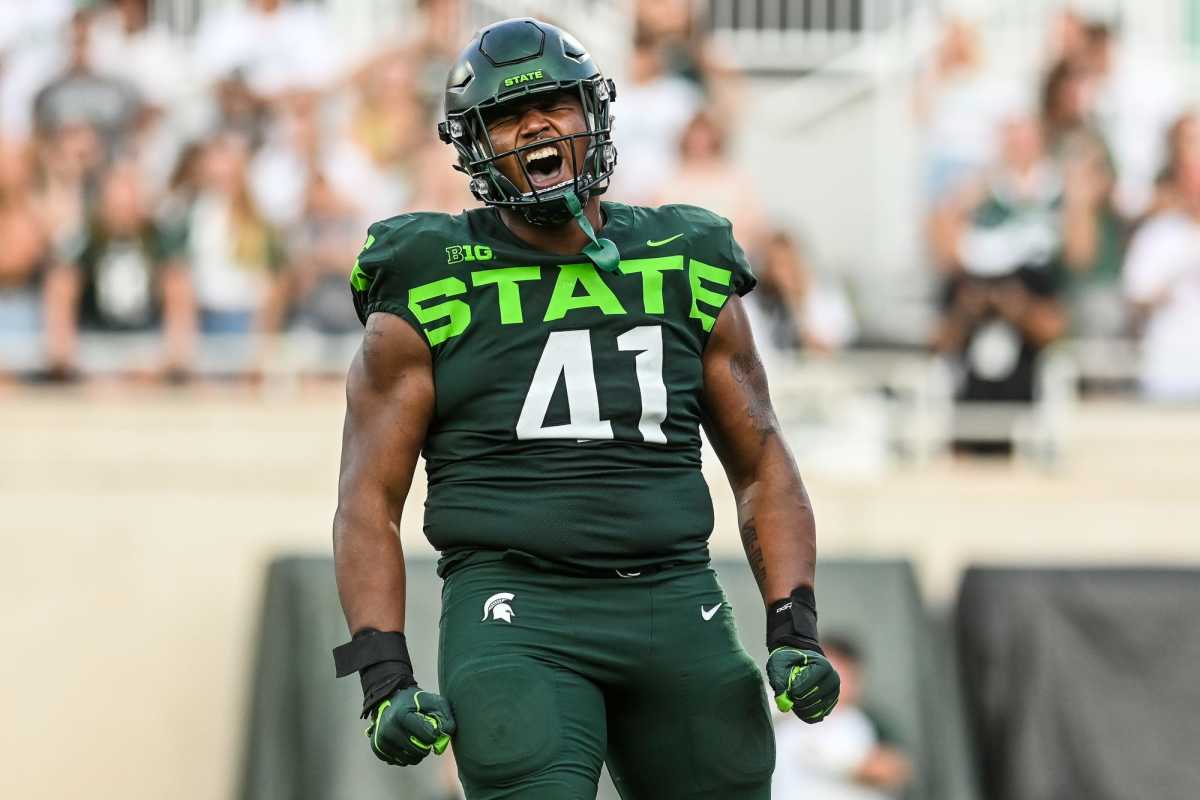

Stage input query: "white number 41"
[{"left": 516, "top": 326, "right": 668, "bottom": 444}]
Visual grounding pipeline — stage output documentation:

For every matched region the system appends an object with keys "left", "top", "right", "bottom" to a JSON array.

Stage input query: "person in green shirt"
[{"left": 329, "top": 18, "right": 840, "bottom": 799}]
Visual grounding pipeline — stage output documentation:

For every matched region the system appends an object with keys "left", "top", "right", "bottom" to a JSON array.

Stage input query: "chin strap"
[{"left": 564, "top": 192, "right": 620, "bottom": 273}]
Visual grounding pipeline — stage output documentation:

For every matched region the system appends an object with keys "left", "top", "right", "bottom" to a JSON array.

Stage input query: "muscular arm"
[
  {"left": 333, "top": 313, "right": 434, "bottom": 634},
  {"left": 701, "top": 295, "right": 815, "bottom": 604}
]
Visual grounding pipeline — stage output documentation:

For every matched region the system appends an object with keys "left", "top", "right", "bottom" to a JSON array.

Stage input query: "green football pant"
[{"left": 438, "top": 556, "right": 775, "bottom": 799}]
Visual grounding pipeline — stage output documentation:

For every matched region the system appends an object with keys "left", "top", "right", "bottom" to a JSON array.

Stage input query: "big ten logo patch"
[{"left": 446, "top": 244, "right": 494, "bottom": 265}]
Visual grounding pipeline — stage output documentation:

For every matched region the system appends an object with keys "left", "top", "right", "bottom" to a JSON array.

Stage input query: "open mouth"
[{"left": 522, "top": 142, "right": 568, "bottom": 191}]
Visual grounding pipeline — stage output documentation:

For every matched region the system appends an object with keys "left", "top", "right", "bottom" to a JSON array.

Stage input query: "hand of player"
[
  {"left": 766, "top": 648, "right": 840, "bottom": 724},
  {"left": 365, "top": 686, "right": 456, "bottom": 766}
]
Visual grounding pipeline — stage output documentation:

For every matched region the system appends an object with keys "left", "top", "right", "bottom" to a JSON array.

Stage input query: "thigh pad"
[{"left": 446, "top": 657, "right": 562, "bottom": 785}]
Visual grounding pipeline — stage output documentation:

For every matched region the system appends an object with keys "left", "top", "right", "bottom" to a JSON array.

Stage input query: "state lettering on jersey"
[{"left": 405, "top": 255, "right": 732, "bottom": 346}]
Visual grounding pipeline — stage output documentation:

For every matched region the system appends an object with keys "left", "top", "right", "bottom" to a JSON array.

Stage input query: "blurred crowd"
[
  {"left": 0, "top": 0, "right": 473, "bottom": 382},
  {"left": 917, "top": 10, "right": 1200, "bottom": 405},
  {"left": 2, "top": 1, "right": 1196, "bottom": 404},
  {"left": 0, "top": 0, "right": 846, "bottom": 385}
]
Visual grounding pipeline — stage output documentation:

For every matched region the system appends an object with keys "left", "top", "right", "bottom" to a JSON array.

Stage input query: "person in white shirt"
[
  {"left": 772, "top": 635, "right": 912, "bottom": 800},
  {"left": 913, "top": 17, "right": 1024, "bottom": 205},
  {"left": 744, "top": 228, "right": 857, "bottom": 364},
  {"left": 192, "top": 0, "right": 341, "bottom": 99},
  {"left": 186, "top": 133, "right": 284, "bottom": 335},
  {"left": 1123, "top": 151, "right": 1200, "bottom": 401},
  {"left": 1078, "top": 20, "right": 1181, "bottom": 218},
  {"left": 609, "top": 32, "right": 701, "bottom": 205}
]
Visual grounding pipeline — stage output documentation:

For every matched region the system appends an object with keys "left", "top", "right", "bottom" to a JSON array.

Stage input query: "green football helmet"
[{"left": 436, "top": 17, "right": 618, "bottom": 226}]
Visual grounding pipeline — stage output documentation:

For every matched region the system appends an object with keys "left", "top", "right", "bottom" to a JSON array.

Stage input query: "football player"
[{"left": 332, "top": 17, "right": 839, "bottom": 799}]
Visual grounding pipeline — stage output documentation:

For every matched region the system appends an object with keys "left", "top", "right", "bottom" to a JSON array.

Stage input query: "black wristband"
[
  {"left": 332, "top": 628, "right": 417, "bottom": 718},
  {"left": 766, "top": 585, "right": 824, "bottom": 654}
]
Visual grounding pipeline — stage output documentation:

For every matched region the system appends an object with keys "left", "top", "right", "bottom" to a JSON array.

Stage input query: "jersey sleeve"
[
  {"left": 349, "top": 216, "right": 425, "bottom": 333},
  {"left": 664, "top": 204, "right": 758, "bottom": 337},
  {"left": 671, "top": 204, "right": 757, "bottom": 297},
  {"left": 720, "top": 216, "right": 757, "bottom": 297}
]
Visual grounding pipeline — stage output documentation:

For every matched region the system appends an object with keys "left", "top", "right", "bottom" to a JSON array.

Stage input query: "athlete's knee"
[{"left": 444, "top": 657, "right": 565, "bottom": 785}]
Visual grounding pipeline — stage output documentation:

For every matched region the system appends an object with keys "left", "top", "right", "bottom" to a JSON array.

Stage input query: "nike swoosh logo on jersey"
[
  {"left": 646, "top": 233, "right": 684, "bottom": 247},
  {"left": 701, "top": 602, "right": 723, "bottom": 621}
]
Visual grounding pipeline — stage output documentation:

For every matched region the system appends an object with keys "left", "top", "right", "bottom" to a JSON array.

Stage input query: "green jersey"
[{"left": 350, "top": 201, "right": 755, "bottom": 575}]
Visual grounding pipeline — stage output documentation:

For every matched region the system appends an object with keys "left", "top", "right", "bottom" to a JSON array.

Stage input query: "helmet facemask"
[{"left": 439, "top": 77, "right": 617, "bottom": 227}]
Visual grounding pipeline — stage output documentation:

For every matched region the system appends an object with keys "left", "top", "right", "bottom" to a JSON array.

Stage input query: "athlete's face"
[{"left": 483, "top": 91, "right": 590, "bottom": 194}]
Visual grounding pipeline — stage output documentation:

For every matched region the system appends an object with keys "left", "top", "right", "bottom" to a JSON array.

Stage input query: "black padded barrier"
[{"left": 957, "top": 567, "right": 1200, "bottom": 800}]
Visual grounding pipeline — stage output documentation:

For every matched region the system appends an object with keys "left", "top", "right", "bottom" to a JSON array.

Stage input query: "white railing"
[
  {"left": 703, "top": 0, "right": 927, "bottom": 73},
  {"left": 702, "top": 0, "right": 1200, "bottom": 75},
  {"left": 2, "top": 335, "right": 1134, "bottom": 470}
]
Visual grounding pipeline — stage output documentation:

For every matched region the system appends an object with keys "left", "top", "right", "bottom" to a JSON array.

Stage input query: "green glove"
[
  {"left": 766, "top": 648, "right": 840, "bottom": 724},
  {"left": 365, "top": 686, "right": 456, "bottom": 766}
]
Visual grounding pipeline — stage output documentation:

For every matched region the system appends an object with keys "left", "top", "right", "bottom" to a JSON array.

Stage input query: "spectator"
[
  {"left": 0, "top": 137, "right": 51, "bottom": 375},
  {"left": 0, "top": 0, "right": 74, "bottom": 138},
  {"left": 931, "top": 116, "right": 1068, "bottom": 453},
  {"left": 42, "top": 161, "right": 194, "bottom": 378},
  {"left": 1145, "top": 111, "right": 1200, "bottom": 219},
  {"left": 33, "top": 121, "right": 103, "bottom": 253},
  {"left": 247, "top": 90, "right": 324, "bottom": 228},
  {"left": 930, "top": 115, "right": 1062, "bottom": 277},
  {"left": 284, "top": 173, "right": 361, "bottom": 338},
  {"left": 157, "top": 140, "right": 204, "bottom": 240},
  {"left": 192, "top": 0, "right": 342, "bottom": 100},
  {"left": 1078, "top": 18, "right": 1181, "bottom": 217},
  {"left": 88, "top": 0, "right": 192, "bottom": 196},
  {"left": 772, "top": 635, "right": 912, "bottom": 800},
  {"left": 90, "top": 0, "right": 190, "bottom": 114},
  {"left": 633, "top": 0, "right": 735, "bottom": 107},
  {"left": 656, "top": 110, "right": 767, "bottom": 254},
  {"left": 610, "top": 31, "right": 702, "bottom": 205},
  {"left": 403, "top": 130, "right": 476, "bottom": 216},
  {"left": 251, "top": 88, "right": 402, "bottom": 230},
  {"left": 408, "top": 0, "right": 465, "bottom": 105},
  {"left": 1122, "top": 149, "right": 1200, "bottom": 401},
  {"left": 746, "top": 228, "right": 857, "bottom": 357},
  {"left": 913, "top": 17, "right": 1020, "bottom": 203},
  {"left": 1060, "top": 131, "right": 1129, "bottom": 338},
  {"left": 186, "top": 132, "right": 285, "bottom": 338},
  {"left": 1038, "top": 52, "right": 1135, "bottom": 340},
  {"left": 342, "top": 47, "right": 429, "bottom": 220},
  {"left": 1039, "top": 59, "right": 1096, "bottom": 161},
  {"left": 273, "top": 172, "right": 363, "bottom": 376},
  {"left": 32, "top": 10, "right": 141, "bottom": 159},
  {"left": 347, "top": 49, "right": 425, "bottom": 177},
  {"left": 1043, "top": 7, "right": 1089, "bottom": 69}
]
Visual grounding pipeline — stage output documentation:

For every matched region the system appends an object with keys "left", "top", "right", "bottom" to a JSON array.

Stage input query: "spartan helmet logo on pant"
[{"left": 481, "top": 592, "right": 516, "bottom": 622}]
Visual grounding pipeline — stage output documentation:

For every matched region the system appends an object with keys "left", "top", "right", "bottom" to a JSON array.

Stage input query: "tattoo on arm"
[
  {"left": 729, "top": 351, "right": 778, "bottom": 444},
  {"left": 740, "top": 518, "right": 767, "bottom": 591}
]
